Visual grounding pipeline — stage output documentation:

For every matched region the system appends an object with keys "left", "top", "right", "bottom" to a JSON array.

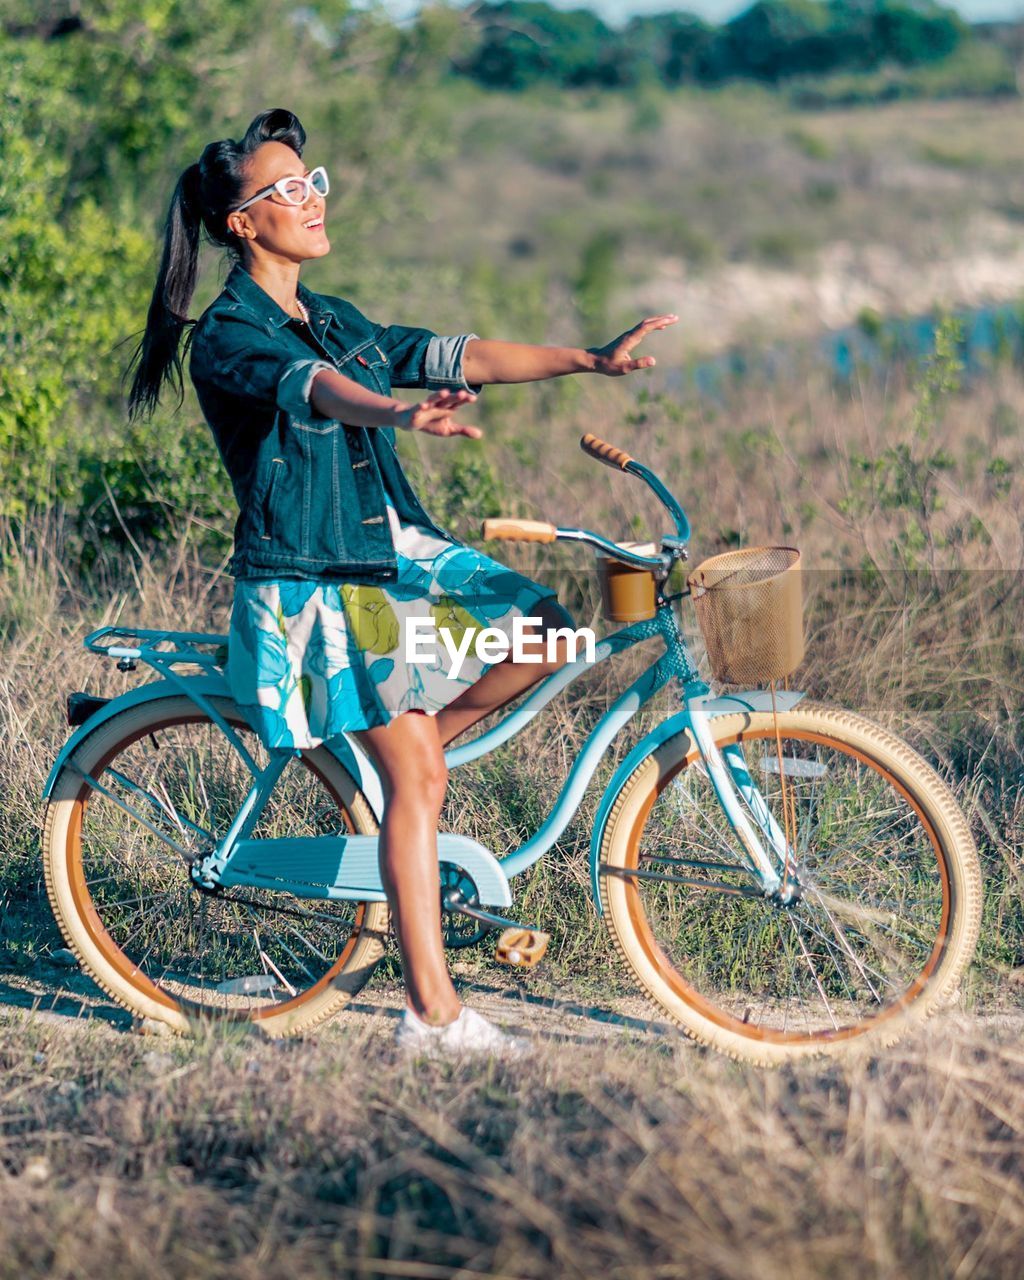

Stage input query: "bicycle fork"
[{"left": 684, "top": 692, "right": 799, "bottom": 904}]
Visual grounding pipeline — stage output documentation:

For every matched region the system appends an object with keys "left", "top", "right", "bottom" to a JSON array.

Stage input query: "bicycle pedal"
[{"left": 495, "top": 928, "right": 549, "bottom": 968}]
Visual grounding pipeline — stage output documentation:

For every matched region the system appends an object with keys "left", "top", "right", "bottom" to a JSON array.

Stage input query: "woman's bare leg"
[
  {"left": 434, "top": 597, "right": 576, "bottom": 747},
  {"left": 349, "top": 599, "right": 575, "bottom": 1024},
  {"left": 351, "top": 711, "right": 461, "bottom": 1026}
]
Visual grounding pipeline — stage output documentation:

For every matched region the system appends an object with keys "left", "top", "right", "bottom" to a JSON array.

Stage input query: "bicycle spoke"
[
  {"left": 69, "top": 763, "right": 196, "bottom": 861},
  {"left": 281, "top": 920, "right": 334, "bottom": 966},
  {"left": 264, "top": 931, "right": 319, "bottom": 986},
  {"left": 605, "top": 717, "right": 959, "bottom": 1046},
  {"left": 61, "top": 710, "right": 378, "bottom": 1023},
  {"left": 809, "top": 886, "right": 939, "bottom": 952},
  {"left": 787, "top": 917, "right": 839, "bottom": 1030},
  {"left": 796, "top": 904, "right": 894, "bottom": 982},
  {"left": 807, "top": 810, "right": 918, "bottom": 877},
  {"left": 105, "top": 766, "right": 214, "bottom": 844},
  {"left": 96, "top": 886, "right": 181, "bottom": 916},
  {"left": 792, "top": 911, "right": 888, "bottom": 1003}
]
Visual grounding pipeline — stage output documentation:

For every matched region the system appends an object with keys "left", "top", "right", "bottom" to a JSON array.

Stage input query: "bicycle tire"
[
  {"left": 43, "top": 693, "right": 390, "bottom": 1037},
  {"left": 599, "top": 701, "right": 982, "bottom": 1065}
]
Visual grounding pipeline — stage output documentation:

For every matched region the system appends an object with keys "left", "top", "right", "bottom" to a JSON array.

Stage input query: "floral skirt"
[{"left": 226, "top": 493, "right": 560, "bottom": 751}]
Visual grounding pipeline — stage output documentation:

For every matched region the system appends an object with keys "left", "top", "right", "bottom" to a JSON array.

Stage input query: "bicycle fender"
[
  {"left": 42, "top": 675, "right": 385, "bottom": 819},
  {"left": 588, "top": 688, "right": 806, "bottom": 913},
  {"left": 43, "top": 677, "right": 228, "bottom": 800}
]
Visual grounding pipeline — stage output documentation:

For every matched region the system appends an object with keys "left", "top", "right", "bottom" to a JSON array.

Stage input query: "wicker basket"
[
  {"left": 687, "top": 546, "right": 803, "bottom": 684},
  {"left": 596, "top": 543, "right": 659, "bottom": 622}
]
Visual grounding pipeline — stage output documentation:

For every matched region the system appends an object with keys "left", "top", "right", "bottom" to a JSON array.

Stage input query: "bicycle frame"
[{"left": 48, "top": 602, "right": 804, "bottom": 911}]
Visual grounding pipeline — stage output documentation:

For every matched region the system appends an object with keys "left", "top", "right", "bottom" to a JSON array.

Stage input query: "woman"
[{"left": 128, "top": 107, "right": 676, "bottom": 1057}]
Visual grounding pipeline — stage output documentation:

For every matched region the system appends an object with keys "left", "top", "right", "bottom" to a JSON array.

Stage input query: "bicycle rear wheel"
[
  {"left": 599, "top": 702, "right": 981, "bottom": 1064},
  {"left": 43, "top": 694, "right": 390, "bottom": 1036}
]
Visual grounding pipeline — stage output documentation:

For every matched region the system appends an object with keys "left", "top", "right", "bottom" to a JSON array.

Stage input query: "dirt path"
[
  {"left": 3, "top": 959, "right": 1021, "bottom": 1051},
  {"left": 0, "top": 959, "right": 680, "bottom": 1047}
]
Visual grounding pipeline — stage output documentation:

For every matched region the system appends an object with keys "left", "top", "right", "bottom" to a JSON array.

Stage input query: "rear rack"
[
  {"left": 84, "top": 627, "right": 228, "bottom": 674},
  {"left": 78, "top": 626, "right": 265, "bottom": 774}
]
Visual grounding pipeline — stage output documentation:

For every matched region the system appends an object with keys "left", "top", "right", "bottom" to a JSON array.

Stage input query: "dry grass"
[
  {"left": 478, "top": 358, "right": 1024, "bottom": 573},
  {"left": 0, "top": 1009, "right": 1021, "bottom": 1279},
  {"left": 2, "top": 361, "right": 1022, "bottom": 977}
]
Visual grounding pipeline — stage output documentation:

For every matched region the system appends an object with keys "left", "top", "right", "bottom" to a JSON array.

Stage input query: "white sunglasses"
[{"left": 233, "top": 165, "right": 329, "bottom": 212}]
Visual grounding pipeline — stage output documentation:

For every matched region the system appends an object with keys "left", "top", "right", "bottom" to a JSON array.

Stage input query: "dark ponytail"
[{"left": 126, "top": 108, "right": 307, "bottom": 421}]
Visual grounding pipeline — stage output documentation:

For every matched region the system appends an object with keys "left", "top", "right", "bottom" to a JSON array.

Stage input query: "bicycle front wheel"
[
  {"left": 599, "top": 701, "right": 982, "bottom": 1064},
  {"left": 43, "top": 694, "right": 390, "bottom": 1037}
]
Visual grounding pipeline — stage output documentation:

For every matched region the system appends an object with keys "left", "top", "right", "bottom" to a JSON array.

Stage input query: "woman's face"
[{"left": 227, "top": 140, "right": 330, "bottom": 264}]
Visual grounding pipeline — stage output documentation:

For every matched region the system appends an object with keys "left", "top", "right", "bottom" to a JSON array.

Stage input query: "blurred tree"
[
  {"left": 621, "top": 13, "right": 717, "bottom": 87},
  {"left": 873, "top": 0, "right": 965, "bottom": 65},
  {"left": 0, "top": 70, "right": 152, "bottom": 518},
  {"left": 714, "top": 0, "right": 846, "bottom": 81},
  {"left": 2, "top": 0, "right": 260, "bottom": 203},
  {"left": 457, "top": 0, "right": 970, "bottom": 90},
  {"left": 456, "top": 1, "right": 619, "bottom": 89}
]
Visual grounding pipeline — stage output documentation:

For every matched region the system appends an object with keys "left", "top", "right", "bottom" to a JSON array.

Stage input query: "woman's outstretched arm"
[
  {"left": 311, "top": 368, "right": 481, "bottom": 438},
  {"left": 462, "top": 314, "right": 678, "bottom": 386}
]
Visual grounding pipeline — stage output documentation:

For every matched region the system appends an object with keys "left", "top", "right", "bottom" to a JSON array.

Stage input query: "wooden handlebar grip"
[
  {"left": 580, "top": 433, "right": 634, "bottom": 470},
  {"left": 481, "top": 518, "right": 557, "bottom": 543}
]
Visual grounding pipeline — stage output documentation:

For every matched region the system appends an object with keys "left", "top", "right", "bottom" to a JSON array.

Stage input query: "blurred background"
[{"left": 4, "top": 0, "right": 1024, "bottom": 571}]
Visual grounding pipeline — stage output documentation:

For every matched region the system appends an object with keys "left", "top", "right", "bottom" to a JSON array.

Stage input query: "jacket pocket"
[
  {"left": 362, "top": 343, "right": 391, "bottom": 395},
  {"left": 259, "top": 457, "right": 285, "bottom": 540}
]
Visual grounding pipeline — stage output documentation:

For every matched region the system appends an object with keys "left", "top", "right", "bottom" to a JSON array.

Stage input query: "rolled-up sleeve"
[
  {"left": 424, "top": 333, "right": 482, "bottom": 394},
  {"left": 189, "top": 312, "right": 333, "bottom": 422},
  {"left": 276, "top": 358, "right": 334, "bottom": 421},
  {"left": 373, "top": 322, "right": 483, "bottom": 394}
]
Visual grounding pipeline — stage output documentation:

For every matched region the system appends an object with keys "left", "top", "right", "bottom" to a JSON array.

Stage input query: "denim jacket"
[{"left": 188, "top": 263, "right": 480, "bottom": 582}]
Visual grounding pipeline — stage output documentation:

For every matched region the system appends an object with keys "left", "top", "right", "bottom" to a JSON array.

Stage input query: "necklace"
[{"left": 295, "top": 299, "right": 310, "bottom": 325}]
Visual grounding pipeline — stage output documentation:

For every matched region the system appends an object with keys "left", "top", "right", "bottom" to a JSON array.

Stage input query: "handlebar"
[
  {"left": 482, "top": 521, "right": 675, "bottom": 575},
  {"left": 480, "top": 433, "right": 691, "bottom": 572},
  {"left": 580, "top": 433, "right": 691, "bottom": 543},
  {"left": 481, "top": 518, "right": 557, "bottom": 543},
  {"left": 580, "top": 434, "right": 634, "bottom": 471}
]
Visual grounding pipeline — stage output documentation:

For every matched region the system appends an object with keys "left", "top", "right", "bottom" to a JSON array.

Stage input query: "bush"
[{"left": 0, "top": 94, "right": 151, "bottom": 520}]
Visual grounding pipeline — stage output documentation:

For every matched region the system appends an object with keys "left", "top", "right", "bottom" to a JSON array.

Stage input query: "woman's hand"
[
  {"left": 588, "top": 314, "right": 678, "bottom": 376},
  {"left": 394, "top": 388, "right": 482, "bottom": 439}
]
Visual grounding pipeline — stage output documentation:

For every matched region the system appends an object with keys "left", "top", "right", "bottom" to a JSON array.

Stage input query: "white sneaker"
[{"left": 395, "top": 1005, "right": 528, "bottom": 1060}]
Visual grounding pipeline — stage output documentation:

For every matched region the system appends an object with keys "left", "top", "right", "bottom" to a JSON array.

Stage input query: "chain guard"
[{"left": 439, "top": 862, "right": 493, "bottom": 949}]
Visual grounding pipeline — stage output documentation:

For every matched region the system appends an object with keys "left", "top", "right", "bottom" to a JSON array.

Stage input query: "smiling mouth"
[{"left": 303, "top": 217, "right": 325, "bottom": 230}]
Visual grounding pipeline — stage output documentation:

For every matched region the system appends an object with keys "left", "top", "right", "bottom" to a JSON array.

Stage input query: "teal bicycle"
[{"left": 41, "top": 435, "right": 982, "bottom": 1064}]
